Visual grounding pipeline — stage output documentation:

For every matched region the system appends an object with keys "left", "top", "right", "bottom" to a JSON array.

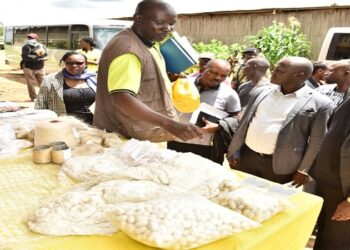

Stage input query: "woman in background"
[
  {"left": 76, "top": 37, "right": 101, "bottom": 73},
  {"left": 35, "top": 51, "right": 97, "bottom": 124}
]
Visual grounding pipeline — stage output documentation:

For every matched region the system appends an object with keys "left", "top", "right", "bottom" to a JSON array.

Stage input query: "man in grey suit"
[
  {"left": 310, "top": 60, "right": 350, "bottom": 250},
  {"left": 227, "top": 56, "right": 334, "bottom": 186}
]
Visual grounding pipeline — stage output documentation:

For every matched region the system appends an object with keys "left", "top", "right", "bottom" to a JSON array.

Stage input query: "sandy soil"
[{"left": 0, "top": 51, "right": 37, "bottom": 107}]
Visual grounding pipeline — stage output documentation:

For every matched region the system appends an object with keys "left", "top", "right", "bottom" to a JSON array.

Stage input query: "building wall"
[{"left": 175, "top": 8, "right": 350, "bottom": 60}]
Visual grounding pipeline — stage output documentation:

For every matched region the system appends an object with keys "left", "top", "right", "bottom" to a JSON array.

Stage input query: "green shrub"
[
  {"left": 192, "top": 39, "right": 243, "bottom": 60},
  {"left": 191, "top": 17, "right": 311, "bottom": 70},
  {"left": 245, "top": 17, "right": 311, "bottom": 69}
]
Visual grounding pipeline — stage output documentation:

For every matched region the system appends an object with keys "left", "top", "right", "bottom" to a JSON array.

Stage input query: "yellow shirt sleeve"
[{"left": 107, "top": 53, "right": 142, "bottom": 96}]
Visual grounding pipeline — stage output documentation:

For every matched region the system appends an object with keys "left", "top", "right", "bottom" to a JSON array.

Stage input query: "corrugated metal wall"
[{"left": 175, "top": 8, "right": 350, "bottom": 60}]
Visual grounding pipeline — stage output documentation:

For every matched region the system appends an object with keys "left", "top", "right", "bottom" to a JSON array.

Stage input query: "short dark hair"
[
  {"left": 80, "top": 37, "right": 96, "bottom": 47},
  {"left": 312, "top": 61, "right": 328, "bottom": 74},
  {"left": 59, "top": 51, "right": 87, "bottom": 66}
]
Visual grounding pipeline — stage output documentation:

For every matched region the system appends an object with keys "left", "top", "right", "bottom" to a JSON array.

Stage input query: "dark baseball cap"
[{"left": 242, "top": 48, "right": 259, "bottom": 54}]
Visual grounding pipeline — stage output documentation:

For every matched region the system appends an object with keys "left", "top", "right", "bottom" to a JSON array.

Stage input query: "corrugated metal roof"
[
  {"left": 173, "top": 0, "right": 350, "bottom": 14},
  {"left": 176, "top": 6, "right": 350, "bottom": 17},
  {"left": 113, "top": 0, "right": 350, "bottom": 19}
]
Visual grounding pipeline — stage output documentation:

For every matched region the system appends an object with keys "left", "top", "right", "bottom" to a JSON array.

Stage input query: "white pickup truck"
[{"left": 318, "top": 27, "right": 350, "bottom": 61}]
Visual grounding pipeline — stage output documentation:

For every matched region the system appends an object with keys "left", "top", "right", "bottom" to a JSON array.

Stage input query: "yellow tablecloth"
[{"left": 0, "top": 151, "right": 323, "bottom": 250}]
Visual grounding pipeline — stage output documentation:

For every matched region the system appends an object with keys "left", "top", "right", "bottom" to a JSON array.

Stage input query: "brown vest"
[{"left": 94, "top": 28, "right": 177, "bottom": 142}]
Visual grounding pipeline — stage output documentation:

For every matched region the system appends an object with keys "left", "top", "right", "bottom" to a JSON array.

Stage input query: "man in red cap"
[
  {"left": 27, "top": 33, "right": 38, "bottom": 40},
  {"left": 21, "top": 33, "right": 48, "bottom": 101}
]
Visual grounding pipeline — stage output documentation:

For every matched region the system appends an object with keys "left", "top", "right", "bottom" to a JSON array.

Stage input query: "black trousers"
[
  {"left": 235, "top": 144, "right": 294, "bottom": 184},
  {"left": 210, "top": 131, "right": 227, "bottom": 164},
  {"left": 314, "top": 183, "right": 350, "bottom": 250}
]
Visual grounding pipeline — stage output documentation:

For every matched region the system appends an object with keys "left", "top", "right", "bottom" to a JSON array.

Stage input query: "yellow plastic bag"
[{"left": 172, "top": 78, "right": 200, "bottom": 113}]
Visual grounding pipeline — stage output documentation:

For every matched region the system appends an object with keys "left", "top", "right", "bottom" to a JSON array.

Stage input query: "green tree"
[
  {"left": 245, "top": 17, "right": 311, "bottom": 69},
  {"left": 192, "top": 39, "right": 243, "bottom": 60}
]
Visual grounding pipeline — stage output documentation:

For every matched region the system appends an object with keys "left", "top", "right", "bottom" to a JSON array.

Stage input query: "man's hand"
[
  {"left": 291, "top": 171, "right": 310, "bottom": 187},
  {"left": 167, "top": 72, "right": 186, "bottom": 82},
  {"left": 36, "top": 49, "right": 45, "bottom": 56},
  {"left": 201, "top": 117, "right": 220, "bottom": 134},
  {"left": 111, "top": 93, "right": 202, "bottom": 141},
  {"left": 164, "top": 120, "right": 203, "bottom": 141},
  {"left": 331, "top": 200, "right": 350, "bottom": 221},
  {"left": 227, "top": 155, "right": 239, "bottom": 169}
]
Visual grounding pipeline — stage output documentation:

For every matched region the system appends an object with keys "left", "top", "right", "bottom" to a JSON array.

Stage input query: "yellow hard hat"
[{"left": 172, "top": 78, "right": 200, "bottom": 113}]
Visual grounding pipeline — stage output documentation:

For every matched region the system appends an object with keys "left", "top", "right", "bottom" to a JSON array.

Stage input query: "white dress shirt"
[{"left": 245, "top": 85, "right": 306, "bottom": 154}]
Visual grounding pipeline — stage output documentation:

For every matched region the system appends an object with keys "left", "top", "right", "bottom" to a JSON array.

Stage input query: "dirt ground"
[{"left": 0, "top": 51, "right": 37, "bottom": 107}]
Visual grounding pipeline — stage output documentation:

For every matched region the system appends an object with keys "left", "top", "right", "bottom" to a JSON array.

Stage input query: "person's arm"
[
  {"left": 88, "top": 61, "right": 99, "bottom": 65},
  {"left": 34, "top": 77, "right": 50, "bottom": 110},
  {"left": 237, "top": 83, "right": 244, "bottom": 94},
  {"left": 21, "top": 45, "right": 33, "bottom": 62},
  {"left": 111, "top": 92, "right": 202, "bottom": 141},
  {"left": 40, "top": 45, "right": 48, "bottom": 61},
  {"left": 87, "top": 56, "right": 99, "bottom": 65},
  {"left": 226, "top": 88, "right": 241, "bottom": 115},
  {"left": 107, "top": 53, "right": 202, "bottom": 140},
  {"left": 201, "top": 118, "right": 220, "bottom": 134},
  {"left": 291, "top": 101, "right": 334, "bottom": 187},
  {"left": 201, "top": 111, "right": 239, "bottom": 134},
  {"left": 87, "top": 49, "right": 101, "bottom": 65}
]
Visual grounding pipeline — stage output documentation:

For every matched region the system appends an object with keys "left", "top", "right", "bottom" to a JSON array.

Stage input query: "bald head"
[
  {"left": 247, "top": 57, "right": 270, "bottom": 72},
  {"left": 325, "top": 60, "right": 350, "bottom": 86},
  {"left": 132, "top": 0, "right": 176, "bottom": 42},
  {"left": 206, "top": 59, "right": 231, "bottom": 72},
  {"left": 272, "top": 56, "right": 313, "bottom": 87},
  {"left": 283, "top": 56, "right": 313, "bottom": 81},
  {"left": 243, "top": 57, "right": 270, "bottom": 82},
  {"left": 134, "top": 0, "right": 175, "bottom": 16},
  {"left": 200, "top": 59, "right": 231, "bottom": 87},
  {"left": 333, "top": 60, "right": 350, "bottom": 69}
]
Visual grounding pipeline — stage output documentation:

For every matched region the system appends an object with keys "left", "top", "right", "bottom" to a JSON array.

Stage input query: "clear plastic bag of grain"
[
  {"left": 212, "top": 188, "right": 291, "bottom": 223},
  {"left": 27, "top": 179, "right": 184, "bottom": 236},
  {"left": 110, "top": 194, "right": 259, "bottom": 250}
]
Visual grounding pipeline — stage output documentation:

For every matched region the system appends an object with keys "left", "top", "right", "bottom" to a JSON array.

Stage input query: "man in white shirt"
[
  {"left": 168, "top": 59, "right": 241, "bottom": 160},
  {"left": 227, "top": 57, "right": 334, "bottom": 186},
  {"left": 201, "top": 57, "right": 271, "bottom": 164}
]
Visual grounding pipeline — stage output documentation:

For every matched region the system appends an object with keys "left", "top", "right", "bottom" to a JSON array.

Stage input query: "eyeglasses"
[{"left": 65, "top": 61, "right": 85, "bottom": 66}]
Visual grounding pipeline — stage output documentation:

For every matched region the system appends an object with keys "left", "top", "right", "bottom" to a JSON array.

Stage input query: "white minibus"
[{"left": 4, "top": 20, "right": 132, "bottom": 72}]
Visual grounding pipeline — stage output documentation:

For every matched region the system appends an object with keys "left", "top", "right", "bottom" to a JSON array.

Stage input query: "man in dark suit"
[
  {"left": 227, "top": 56, "right": 334, "bottom": 186},
  {"left": 237, "top": 57, "right": 272, "bottom": 111},
  {"left": 311, "top": 60, "right": 350, "bottom": 250}
]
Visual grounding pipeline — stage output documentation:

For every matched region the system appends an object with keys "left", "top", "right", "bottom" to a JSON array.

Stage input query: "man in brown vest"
[{"left": 93, "top": 0, "right": 202, "bottom": 142}]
